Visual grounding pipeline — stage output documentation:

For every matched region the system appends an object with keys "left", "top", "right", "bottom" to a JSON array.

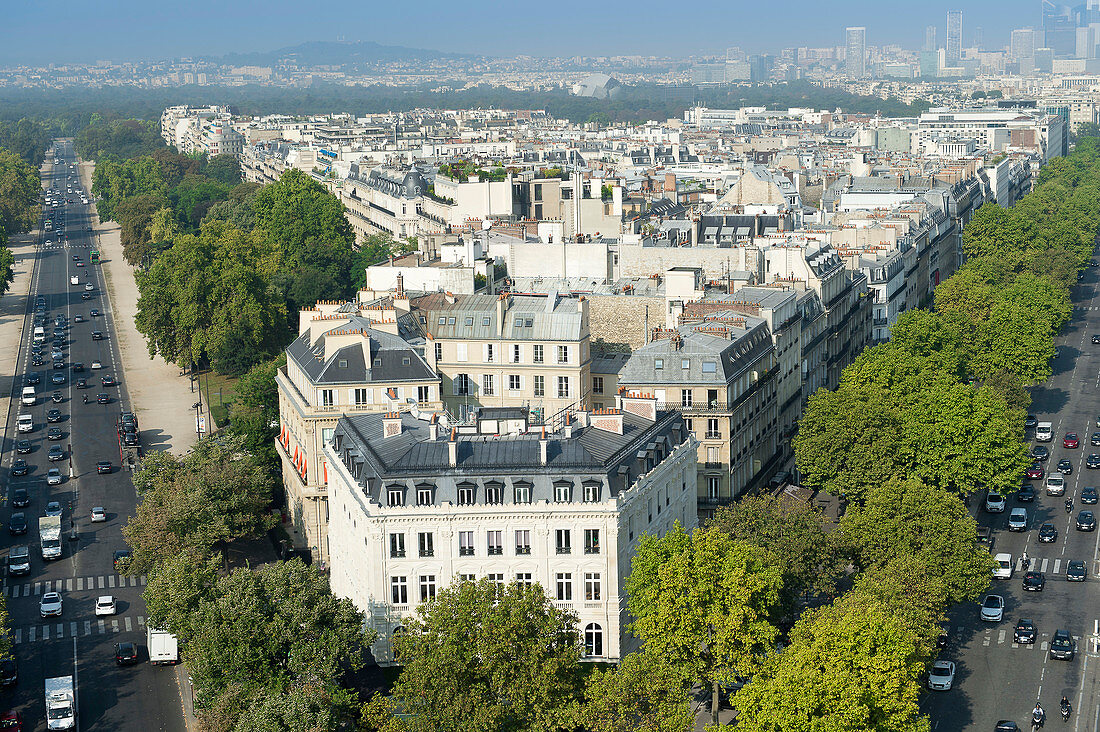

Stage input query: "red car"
[
  {"left": 1065, "top": 433, "right": 1080, "bottom": 449},
  {"left": 1026, "top": 462, "right": 1045, "bottom": 480},
  {"left": 0, "top": 711, "right": 22, "bottom": 731}
]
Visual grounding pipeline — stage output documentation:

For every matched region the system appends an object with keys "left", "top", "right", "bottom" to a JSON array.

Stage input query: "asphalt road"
[
  {"left": 0, "top": 142, "right": 185, "bottom": 730},
  {"left": 923, "top": 259, "right": 1100, "bottom": 731}
]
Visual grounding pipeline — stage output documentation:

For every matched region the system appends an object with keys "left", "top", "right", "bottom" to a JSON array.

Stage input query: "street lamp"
[{"left": 193, "top": 402, "right": 202, "bottom": 437}]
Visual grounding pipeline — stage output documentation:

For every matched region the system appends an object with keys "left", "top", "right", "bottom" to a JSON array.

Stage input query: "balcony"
[
  {"left": 654, "top": 401, "right": 731, "bottom": 416},
  {"left": 556, "top": 546, "right": 571, "bottom": 555},
  {"left": 516, "top": 546, "right": 531, "bottom": 555},
  {"left": 487, "top": 547, "right": 504, "bottom": 556},
  {"left": 459, "top": 548, "right": 474, "bottom": 556}
]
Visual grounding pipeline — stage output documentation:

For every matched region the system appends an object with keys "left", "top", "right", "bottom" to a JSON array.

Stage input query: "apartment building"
[
  {"left": 915, "top": 108, "right": 1067, "bottom": 161},
  {"left": 276, "top": 302, "right": 442, "bottom": 562},
  {"left": 325, "top": 397, "right": 698, "bottom": 664},
  {"left": 419, "top": 292, "right": 592, "bottom": 424},
  {"left": 618, "top": 318, "right": 779, "bottom": 511}
]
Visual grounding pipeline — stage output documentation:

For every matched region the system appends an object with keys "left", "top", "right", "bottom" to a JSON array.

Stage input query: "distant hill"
[{"left": 210, "top": 40, "right": 476, "bottom": 67}]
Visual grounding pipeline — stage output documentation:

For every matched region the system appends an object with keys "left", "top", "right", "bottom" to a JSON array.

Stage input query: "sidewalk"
[
  {"left": 77, "top": 161, "right": 212, "bottom": 456},
  {"left": 0, "top": 229, "right": 41, "bottom": 459}
]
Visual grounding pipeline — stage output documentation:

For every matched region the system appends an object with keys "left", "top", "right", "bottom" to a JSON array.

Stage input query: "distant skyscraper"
[
  {"left": 925, "top": 25, "right": 937, "bottom": 52},
  {"left": 845, "top": 26, "right": 867, "bottom": 77},
  {"left": 1042, "top": 1, "right": 1079, "bottom": 56},
  {"left": 1012, "top": 27, "right": 1037, "bottom": 60},
  {"left": 946, "top": 10, "right": 963, "bottom": 66},
  {"left": 974, "top": 26, "right": 984, "bottom": 51}
]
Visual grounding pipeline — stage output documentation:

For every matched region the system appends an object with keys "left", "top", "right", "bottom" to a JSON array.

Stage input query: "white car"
[
  {"left": 94, "top": 596, "right": 116, "bottom": 616},
  {"left": 40, "top": 591, "right": 63, "bottom": 618},
  {"left": 980, "top": 594, "right": 1005, "bottom": 622},
  {"left": 985, "top": 492, "right": 1007, "bottom": 513},
  {"left": 84, "top": 283, "right": 93, "bottom": 291},
  {"left": 46, "top": 468, "right": 62, "bottom": 485},
  {"left": 90, "top": 506, "right": 106, "bottom": 523},
  {"left": 91, "top": 360, "right": 102, "bottom": 369},
  {"left": 927, "top": 660, "right": 956, "bottom": 691}
]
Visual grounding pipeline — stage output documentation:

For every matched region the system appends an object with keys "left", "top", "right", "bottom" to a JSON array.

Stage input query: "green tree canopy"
[
  {"left": 580, "top": 650, "right": 693, "bottom": 732},
  {"left": 0, "top": 147, "right": 41, "bottom": 237}
]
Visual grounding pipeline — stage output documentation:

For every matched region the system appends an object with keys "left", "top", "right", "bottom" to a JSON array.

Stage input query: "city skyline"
[{"left": 0, "top": 0, "right": 1065, "bottom": 65}]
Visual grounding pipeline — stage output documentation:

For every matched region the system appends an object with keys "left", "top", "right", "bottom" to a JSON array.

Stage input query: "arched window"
[{"left": 584, "top": 623, "right": 603, "bottom": 657}]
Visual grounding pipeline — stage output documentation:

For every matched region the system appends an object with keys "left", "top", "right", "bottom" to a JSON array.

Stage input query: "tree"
[
  {"left": 116, "top": 193, "right": 169, "bottom": 265},
  {"left": 972, "top": 299, "right": 1055, "bottom": 384},
  {"left": 203, "top": 154, "right": 243, "bottom": 185},
  {"left": 227, "top": 354, "right": 285, "bottom": 474},
  {"left": 0, "top": 246, "right": 13, "bottom": 296},
  {"left": 839, "top": 477, "right": 994, "bottom": 604},
  {"left": 251, "top": 168, "right": 354, "bottom": 258},
  {"left": 201, "top": 680, "right": 357, "bottom": 732},
  {"left": 0, "top": 148, "right": 41, "bottom": 237},
  {"left": 581, "top": 650, "right": 693, "bottom": 732},
  {"left": 350, "top": 233, "right": 399, "bottom": 289},
  {"left": 143, "top": 552, "right": 221, "bottom": 637},
  {"left": 181, "top": 560, "right": 368, "bottom": 709},
  {"left": 625, "top": 525, "right": 782, "bottom": 723},
  {"left": 366, "top": 578, "right": 583, "bottom": 732},
  {"left": 709, "top": 495, "right": 840, "bottom": 616},
  {"left": 123, "top": 435, "right": 277, "bottom": 572}
]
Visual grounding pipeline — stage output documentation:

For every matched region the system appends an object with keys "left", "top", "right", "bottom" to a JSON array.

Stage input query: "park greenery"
[{"left": 0, "top": 146, "right": 41, "bottom": 294}]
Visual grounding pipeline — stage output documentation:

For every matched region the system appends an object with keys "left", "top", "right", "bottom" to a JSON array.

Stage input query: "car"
[
  {"left": 90, "top": 506, "right": 106, "bottom": 523},
  {"left": 1016, "top": 484, "right": 1036, "bottom": 502},
  {"left": 50, "top": 372, "right": 64, "bottom": 385},
  {"left": 11, "top": 490, "right": 28, "bottom": 508},
  {"left": 980, "top": 594, "right": 1005, "bottom": 622},
  {"left": 0, "top": 657, "right": 17, "bottom": 687},
  {"left": 46, "top": 408, "right": 61, "bottom": 422},
  {"left": 47, "top": 427, "right": 62, "bottom": 441},
  {"left": 927, "top": 659, "right": 956, "bottom": 691},
  {"left": 113, "top": 550, "right": 132, "bottom": 571},
  {"left": 71, "top": 362, "right": 83, "bottom": 372},
  {"left": 1088, "top": 454, "right": 1100, "bottom": 469},
  {"left": 985, "top": 492, "right": 1007, "bottom": 513},
  {"left": 76, "top": 378, "right": 86, "bottom": 389},
  {"left": 1023, "top": 571, "right": 1045, "bottom": 591},
  {"left": 95, "top": 595, "right": 116, "bottom": 616},
  {"left": 1014, "top": 618, "right": 1037, "bottom": 644},
  {"left": 1083, "top": 487, "right": 1099, "bottom": 504},
  {"left": 1046, "top": 473, "right": 1066, "bottom": 495},
  {"left": 1032, "top": 444, "right": 1050, "bottom": 461},
  {"left": 73, "top": 314, "right": 83, "bottom": 323},
  {"left": 115, "top": 641, "right": 138, "bottom": 666},
  {"left": 47, "top": 446, "right": 63, "bottom": 462},
  {"left": 44, "top": 501, "right": 62, "bottom": 518},
  {"left": 1008, "top": 508, "right": 1028, "bottom": 531},
  {"left": 1077, "top": 510, "right": 1096, "bottom": 531},
  {"left": 1067, "top": 560, "right": 1087, "bottom": 582},
  {"left": 8, "top": 513, "right": 27, "bottom": 537},
  {"left": 101, "top": 375, "right": 116, "bottom": 387},
  {"left": 14, "top": 441, "right": 30, "bottom": 455},
  {"left": 1026, "top": 462, "right": 1043, "bottom": 480},
  {"left": 90, "top": 359, "right": 102, "bottom": 369},
  {"left": 9, "top": 460, "right": 27, "bottom": 477},
  {"left": 91, "top": 330, "right": 102, "bottom": 340},
  {"left": 1058, "top": 458, "right": 1073, "bottom": 475},
  {"left": 90, "top": 308, "right": 99, "bottom": 317},
  {"left": 22, "top": 374, "right": 38, "bottom": 386},
  {"left": 1050, "top": 629, "right": 1076, "bottom": 660},
  {"left": 80, "top": 292, "right": 91, "bottom": 300},
  {"left": 30, "top": 356, "right": 42, "bottom": 367},
  {"left": 83, "top": 283, "right": 93, "bottom": 291},
  {"left": 1065, "top": 433, "right": 1080, "bottom": 449},
  {"left": 1025, "top": 415, "right": 1038, "bottom": 428},
  {"left": 1093, "top": 334, "right": 1100, "bottom": 344},
  {"left": 96, "top": 393, "right": 109, "bottom": 404},
  {"left": 96, "top": 461, "right": 112, "bottom": 474},
  {"left": 39, "top": 592, "right": 62, "bottom": 618},
  {"left": 1038, "top": 522, "right": 1058, "bottom": 542},
  {"left": 52, "top": 359, "right": 64, "bottom": 370},
  {"left": 46, "top": 469, "right": 61, "bottom": 486}
]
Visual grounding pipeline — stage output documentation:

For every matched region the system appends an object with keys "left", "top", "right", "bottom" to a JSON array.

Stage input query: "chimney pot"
[{"left": 448, "top": 429, "right": 458, "bottom": 467}]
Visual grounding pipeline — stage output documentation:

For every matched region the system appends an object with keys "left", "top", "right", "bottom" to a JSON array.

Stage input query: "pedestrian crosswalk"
[
  {"left": 963, "top": 626, "right": 1084, "bottom": 651},
  {"left": 13, "top": 614, "right": 146, "bottom": 645},
  {"left": 3, "top": 574, "right": 147, "bottom": 598},
  {"left": 1013, "top": 557, "right": 1083, "bottom": 575}
]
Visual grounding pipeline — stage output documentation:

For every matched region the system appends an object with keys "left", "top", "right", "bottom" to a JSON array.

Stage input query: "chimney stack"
[
  {"left": 448, "top": 429, "right": 458, "bottom": 467},
  {"left": 539, "top": 427, "right": 549, "bottom": 466},
  {"left": 428, "top": 413, "right": 439, "bottom": 440},
  {"left": 563, "top": 413, "right": 573, "bottom": 439},
  {"left": 382, "top": 412, "right": 402, "bottom": 438}
]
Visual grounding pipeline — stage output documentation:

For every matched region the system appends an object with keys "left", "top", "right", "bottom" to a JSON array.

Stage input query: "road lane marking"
[
  {"left": 82, "top": 621, "right": 90, "bottom": 635},
  {"left": 124, "top": 616, "right": 132, "bottom": 632},
  {"left": 42, "top": 625, "right": 49, "bottom": 640},
  {"left": 1054, "top": 559, "right": 1062, "bottom": 574},
  {"left": 13, "top": 629, "right": 20, "bottom": 645},
  {"left": 33, "top": 582, "right": 40, "bottom": 595},
  {"left": 110, "top": 619, "right": 118, "bottom": 633},
  {"left": 76, "top": 578, "right": 83, "bottom": 591},
  {"left": 69, "top": 622, "right": 76, "bottom": 637},
  {"left": 108, "top": 575, "right": 115, "bottom": 589},
  {"left": 97, "top": 576, "right": 103, "bottom": 589},
  {"left": 97, "top": 620, "right": 104, "bottom": 634},
  {"left": 65, "top": 579, "right": 72, "bottom": 592},
  {"left": 56, "top": 623, "right": 63, "bottom": 638}
]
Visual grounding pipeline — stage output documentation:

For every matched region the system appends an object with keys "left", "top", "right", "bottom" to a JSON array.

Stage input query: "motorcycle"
[
  {"left": 82, "top": 394, "right": 87, "bottom": 404},
  {"left": 1066, "top": 498, "right": 1074, "bottom": 513},
  {"left": 51, "top": 391, "right": 62, "bottom": 403},
  {"left": 1061, "top": 699, "right": 1071, "bottom": 722},
  {"left": 1033, "top": 706, "right": 1046, "bottom": 730}
]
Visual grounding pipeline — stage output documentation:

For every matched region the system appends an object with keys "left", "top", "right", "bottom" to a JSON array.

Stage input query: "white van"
[
  {"left": 1008, "top": 508, "right": 1028, "bottom": 531},
  {"left": 20, "top": 387, "right": 35, "bottom": 406},
  {"left": 1036, "top": 422, "right": 1053, "bottom": 442},
  {"left": 993, "top": 552, "right": 1014, "bottom": 579},
  {"left": 33, "top": 326, "right": 45, "bottom": 344},
  {"left": 16, "top": 414, "right": 33, "bottom": 433},
  {"left": 1047, "top": 473, "right": 1066, "bottom": 496}
]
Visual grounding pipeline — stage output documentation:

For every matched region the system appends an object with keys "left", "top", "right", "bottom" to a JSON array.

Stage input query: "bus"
[{"left": 90, "top": 250, "right": 100, "bottom": 264}]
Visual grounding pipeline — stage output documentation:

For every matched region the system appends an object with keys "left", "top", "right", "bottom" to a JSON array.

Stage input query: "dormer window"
[
  {"left": 438, "top": 317, "right": 446, "bottom": 325},
  {"left": 402, "top": 357, "right": 410, "bottom": 365},
  {"left": 465, "top": 317, "right": 474, "bottom": 326},
  {"left": 374, "top": 358, "right": 381, "bottom": 367},
  {"left": 338, "top": 359, "right": 348, "bottom": 368}
]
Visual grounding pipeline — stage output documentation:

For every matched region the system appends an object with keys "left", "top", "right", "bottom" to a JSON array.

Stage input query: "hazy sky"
[{"left": 1, "top": 0, "right": 1047, "bottom": 65}]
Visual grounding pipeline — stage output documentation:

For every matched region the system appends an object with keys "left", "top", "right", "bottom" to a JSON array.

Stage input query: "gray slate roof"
[{"left": 287, "top": 317, "right": 436, "bottom": 386}]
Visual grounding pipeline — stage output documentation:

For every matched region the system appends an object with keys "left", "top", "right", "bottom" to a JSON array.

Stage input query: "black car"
[
  {"left": 101, "top": 375, "right": 116, "bottom": 387},
  {"left": 1058, "top": 458, "right": 1073, "bottom": 475},
  {"left": 72, "top": 362, "right": 83, "bottom": 372},
  {"left": 1088, "top": 453, "right": 1100, "bottom": 469},
  {"left": 96, "top": 461, "right": 112, "bottom": 474},
  {"left": 23, "top": 374, "right": 39, "bottom": 386},
  {"left": 0, "top": 657, "right": 16, "bottom": 686},
  {"left": 31, "top": 356, "right": 43, "bottom": 367},
  {"left": 1050, "top": 629, "right": 1076, "bottom": 660},
  {"left": 995, "top": 721, "right": 1020, "bottom": 732},
  {"left": 1032, "top": 445, "right": 1050, "bottom": 461},
  {"left": 91, "top": 330, "right": 102, "bottom": 340},
  {"left": 1093, "top": 334, "right": 1100, "bottom": 344},
  {"left": 1083, "top": 487, "right": 1099, "bottom": 504},
  {"left": 81, "top": 292, "right": 91, "bottom": 300},
  {"left": 7, "top": 513, "right": 26, "bottom": 537},
  {"left": 1014, "top": 618, "right": 1036, "bottom": 644},
  {"left": 1023, "top": 571, "right": 1045, "bottom": 591},
  {"left": 10, "top": 460, "right": 28, "bottom": 477},
  {"left": 1016, "top": 484, "right": 1036, "bottom": 502},
  {"left": 114, "top": 641, "right": 138, "bottom": 666},
  {"left": 90, "top": 308, "right": 99, "bottom": 317},
  {"left": 46, "top": 408, "right": 61, "bottom": 422},
  {"left": 11, "top": 489, "right": 28, "bottom": 508},
  {"left": 1067, "top": 560, "right": 1087, "bottom": 582},
  {"left": 96, "top": 393, "right": 109, "bottom": 405},
  {"left": 15, "top": 440, "right": 31, "bottom": 454},
  {"left": 47, "top": 446, "right": 64, "bottom": 462},
  {"left": 52, "top": 359, "right": 64, "bottom": 370},
  {"left": 76, "top": 378, "right": 86, "bottom": 389},
  {"left": 1025, "top": 415, "right": 1038, "bottom": 428},
  {"left": 47, "top": 427, "right": 62, "bottom": 441},
  {"left": 1077, "top": 510, "right": 1096, "bottom": 531},
  {"left": 1039, "top": 523, "right": 1059, "bottom": 542}
]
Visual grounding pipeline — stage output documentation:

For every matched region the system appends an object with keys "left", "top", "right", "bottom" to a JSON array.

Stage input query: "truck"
[
  {"left": 40, "top": 516, "right": 62, "bottom": 560},
  {"left": 8, "top": 546, "right": 30, "bottom": 576},
  {"left": 90, "top": 249, "right": 100, "bottom": 264},
  {"left": 147, "top": 627, "right": 179, "bottom": 665},
  {"left": 69, "top": 275, "right": 78, "bottom": 286},
  {"left": 45, "top": 675, "right": 75, "bottom": 730}
]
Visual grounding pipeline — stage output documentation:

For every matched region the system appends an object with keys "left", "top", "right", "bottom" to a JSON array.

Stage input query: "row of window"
[
  {"left": 435, "top": 341, "right": 571, "bottom": 365},
  {"left": 652, "top": 357, "right": 718, "bottom": 373},
  {"left": 390, "top": 528, "right": 601, "bottom": 557},
  {"left": 386, "top": 481, "right": 602, "bottom": 507},
  {"left": 451, "top": 373, "right": 570, "bottom": 398},
  {"left": 318, "top": 385, "right": 432, "bottom": 408},
  {"left": 389, "top": 571, "right": 604, "bottom": 605}
]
